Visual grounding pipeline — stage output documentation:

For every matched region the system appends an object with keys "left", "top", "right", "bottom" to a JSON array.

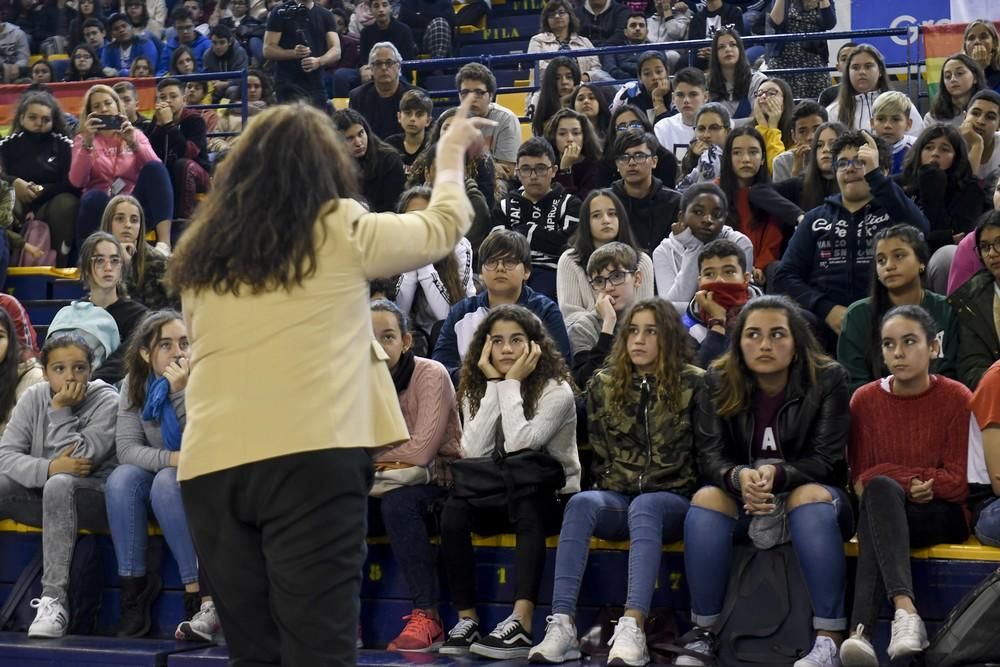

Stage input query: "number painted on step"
[
  {"left": 670, "top": 572, "right": 682, "bottom": 591},
  {"left": 498, "top": 567, "right": 507, "bottom": 585},
  {"left": 369, "top": 563, "right": 382, "bottom": 582}
]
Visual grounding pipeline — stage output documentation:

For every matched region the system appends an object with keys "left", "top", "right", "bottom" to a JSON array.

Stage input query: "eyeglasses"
[
  {"left": 91, "top": 256, "right": 122, "bottom": 268},
  {"left": 615, "top": 120, "right": 645, "bottom": 132},
  {"left": 977, "top": 239, "right": 1000, "bottom": 256},
  {"left": 459, "top": 88, "right": 489, "bottom": 98},
  {"left": 756, "top": 88, "right": 780, "bottom": 98},
  {"left": 550, "top": 9, "right": 568, "bottom": 16},
  {"left": 516, "top": 164, "right": 554, "bottom": 177},
  {"left": 482, "top": 257, "right": 522, "bottom": 271},
  {"left": 615, "top": 152, "right": 653, "bottom": 165},
  {"left": 835, "top": 157, "right": 864, "bottom": 171},
  {"left": 589, "top": 270, "right": 633, "bottom": 290},
  {"left": 371, "top": 59, "right": 398, "bottom": 69},
  {"left": 696, "top": 123, "right": 726, "bottom": 133}
]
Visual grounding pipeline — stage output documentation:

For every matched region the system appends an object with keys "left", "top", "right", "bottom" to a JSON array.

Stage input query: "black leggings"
[
  {"left": 850, "top": 475, "right": 969, "bottom": 633},
  {"left": 440, "top": 493, "right": 556, "bottom": 611}
]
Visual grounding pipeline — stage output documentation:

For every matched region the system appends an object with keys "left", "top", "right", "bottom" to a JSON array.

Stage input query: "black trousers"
[
  {"left": 440, "top": 493, "right": 557, "bottom": 611},
  {"left": 181, "top": 448, "right": 373, "bottom": 666},
  {"left": 850, "top": 475, "right": 969, "bottom": 634}
]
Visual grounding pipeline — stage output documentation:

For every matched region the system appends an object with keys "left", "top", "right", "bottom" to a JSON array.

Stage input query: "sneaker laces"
[
  {"left": 543, "top": 615, "right": 575, "bottom": 643},
  {"left": 682, "top": 629, "right": 713, "bottom": 655},
  {"left": 891, "top": 612, "right": 922, "bottom": 643},
  {"left": 399, "top": 611, "right": 439, "bottom": 641},
  {"left": 804, "top": 635, "right": 837, "bottom": 662},
  {"left": 448, "top": 617, "right": 478, "bottom": 638},
  {"left": 30, "top": 597, "right": 57, "bottom": 619},
  {"left": 609, "top": 619, "right": 641, "bottom": 647},
  {"left": 850, "top": 623, "right": 866, "bottom": 639},
  {"left": 489, "top": 616, "right": 522, "bottom": 639}
]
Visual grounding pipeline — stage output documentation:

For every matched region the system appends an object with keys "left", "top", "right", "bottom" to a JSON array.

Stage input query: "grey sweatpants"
[{"left": 0, "top": 473, "right": 108, "bottom": 601}]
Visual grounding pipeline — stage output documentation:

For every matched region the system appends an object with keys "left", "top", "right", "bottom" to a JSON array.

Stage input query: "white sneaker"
[
  {"left": 887, "top": 608, "right": 928, "bottom": 659},
  {"left": 839, "top": 625, "right": 877, "bottom": 667},
  {"left": 607, "top": 616, "right": 649, "bottom": 667},
  {"left": 28, "top": 597, "right": 68, "bottom": 638},
  {"left": 795, "top": 635, "right": 841, "bottom": 667},
  {"left": 529, "top": 613, "right": 580, "bottom": 663},
  {"left": 175, "top": 600, "right": 221, "bottom": 642}
]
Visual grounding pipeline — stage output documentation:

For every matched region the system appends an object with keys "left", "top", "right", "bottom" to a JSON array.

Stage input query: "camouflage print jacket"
[
  {"left": 586, "top": 364, "right": 705, "bottom": 497},
  {"left": 126, "top": 244, "right": 179, "bottom": 311}
]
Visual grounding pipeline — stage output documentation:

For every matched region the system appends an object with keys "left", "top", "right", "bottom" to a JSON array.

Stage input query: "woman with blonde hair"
[
  {"left": 964, "top": 19, "right": 1000, "bottom": 92},
  {"left": 167, "top": 95, "right": 493, "bottom": 666},
  {"left": 99, "top": 195, "right": 173, "bottom": 310},
  {"left": 70, "top": 84, "right": 173, "bottom": 263}
]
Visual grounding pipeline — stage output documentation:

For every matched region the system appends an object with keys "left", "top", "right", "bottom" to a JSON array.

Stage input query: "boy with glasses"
[
  {"left": 432, "top": 230, "right": 573, "bottom": 384},
  {"left": 776, "top": 131, "right": 928, "bottom": 344},
  {"left": 454, "top": 63, "right": 521, "bottom": 180},
  {"left": 492, "top": 138, "right": 581, "bottom": 301},
  {"left": 348, "top": 42, "right": 419, "bottom": 139},
  {"left": 610, "top": 129, "right": 682, "bottom": 257},
  {"left": 157, "top": 7, "right": 211, "bottom": 75},
  {"left": 565, "top": 242, "right": 644, "bottom": 385}
]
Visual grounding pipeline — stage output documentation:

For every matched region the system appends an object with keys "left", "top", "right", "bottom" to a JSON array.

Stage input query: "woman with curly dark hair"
[
  {"left": 440, "top": 304, "right": 580, "bottom": 660},
  {"left": 530, "top": 297, "right": 703, "bottom": 665},
  {"left": 166, "top": 96, "right": 491, "bottom": 665}
]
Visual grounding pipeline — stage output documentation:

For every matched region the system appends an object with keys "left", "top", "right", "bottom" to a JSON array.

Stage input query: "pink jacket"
[
  {"left": 947, "top": 233, "right": 982, "bottom": 295},
  {"left": 69, "top": 133, "right": 159, "bottom": 195},
  {"left": 374, "top": 356, "right": 462, "bottom": 467}
]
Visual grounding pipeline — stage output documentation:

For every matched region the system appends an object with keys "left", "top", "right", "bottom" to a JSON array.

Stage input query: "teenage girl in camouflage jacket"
[{"left": 529, "top": 297, "right": 705, "bottom": 666}]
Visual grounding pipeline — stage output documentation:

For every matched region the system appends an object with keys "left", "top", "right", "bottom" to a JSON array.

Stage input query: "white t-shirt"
[
  {"left": 654, "top": 113, "right": 695, "bottom": 163},
  {"left": 977, "top": 132, "right": 1000, "bottom": 195}
]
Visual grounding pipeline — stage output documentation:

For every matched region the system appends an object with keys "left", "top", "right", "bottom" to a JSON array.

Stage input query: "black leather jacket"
[{"left": 694, "top": 362, "right": 850, "bottom": 492}]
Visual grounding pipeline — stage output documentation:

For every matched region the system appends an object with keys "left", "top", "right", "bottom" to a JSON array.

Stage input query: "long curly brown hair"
[
  {"left": 456, "top": 305, "right": 575, "bottom": 420},
  {"left": 167, "top": 103, "right": 359, "bottom": 296},
  {"left": 603, "top": 298, "right": 692, "bottom": 416}
]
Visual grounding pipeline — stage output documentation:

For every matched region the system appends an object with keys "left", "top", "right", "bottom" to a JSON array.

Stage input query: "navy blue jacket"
[
  {"left": 775, "top": 170, "right": 929, "bottom": 320},
  {"left": 432, "top": 285, "right": 573, "bottom": 385}
]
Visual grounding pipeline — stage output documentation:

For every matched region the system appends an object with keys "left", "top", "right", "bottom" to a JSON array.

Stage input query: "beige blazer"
[{"left": 177, "top": 181, "right": 473, "bottom": 481}]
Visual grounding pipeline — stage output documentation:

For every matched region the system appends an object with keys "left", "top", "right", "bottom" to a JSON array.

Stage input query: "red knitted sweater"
[{"left": 849, "top": 375, "right": 972, "bottom": 504}]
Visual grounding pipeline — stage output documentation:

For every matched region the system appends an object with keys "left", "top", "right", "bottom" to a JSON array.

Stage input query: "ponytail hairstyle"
[{"left": 865, "top": 224, "right": 930, "bottom": 380}]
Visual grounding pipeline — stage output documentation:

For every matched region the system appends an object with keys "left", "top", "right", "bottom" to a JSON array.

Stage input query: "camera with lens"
[{"left": 273, "top": 0, "right": 308, "bottom": 21}]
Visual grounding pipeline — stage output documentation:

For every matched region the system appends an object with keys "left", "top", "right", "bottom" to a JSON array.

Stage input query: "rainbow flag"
[
  {"left": 0, "top": 77, "right": 159, "bottom": 128},
  {"left": 923, "top": 21, "right": 1000, "bottom": 99}
]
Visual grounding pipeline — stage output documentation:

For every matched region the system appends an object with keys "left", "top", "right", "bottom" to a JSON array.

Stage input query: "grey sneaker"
[{"left": 175, "top": 600, "right": 221, "bottom": 642}]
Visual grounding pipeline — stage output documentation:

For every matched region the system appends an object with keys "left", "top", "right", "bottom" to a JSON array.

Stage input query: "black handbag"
[{"left": 450, "top": 423, "right": 565, "bottom": 508}]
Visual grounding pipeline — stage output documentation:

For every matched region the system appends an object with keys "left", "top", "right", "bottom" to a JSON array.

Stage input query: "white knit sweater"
[{"left": 460, "top": 378, "right": 581, "bottom": 494}]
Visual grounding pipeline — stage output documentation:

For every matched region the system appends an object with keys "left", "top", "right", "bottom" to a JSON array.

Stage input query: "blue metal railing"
[
  {"left": 406, "top": 26, "right": 924, "bottom": 104},
  {"left": 159, "top": 69, "right": 250, "bottom": 138}
]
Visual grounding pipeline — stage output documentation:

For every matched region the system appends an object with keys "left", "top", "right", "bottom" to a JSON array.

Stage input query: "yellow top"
[
  {"left": 177, "top": 181, "right": 473, "bottom": 481},
  {"left": 756, "top": 124, "right": 787, "bottom": 176}
]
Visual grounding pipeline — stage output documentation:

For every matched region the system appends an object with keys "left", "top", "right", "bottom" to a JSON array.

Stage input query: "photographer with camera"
[{"left": 263, "top": 0, "right": 340, "bottom": 108}]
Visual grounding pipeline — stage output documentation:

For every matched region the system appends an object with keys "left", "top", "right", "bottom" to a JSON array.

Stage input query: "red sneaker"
[{"left": 387, "top": 609, "right": 445, "bottom": 652}]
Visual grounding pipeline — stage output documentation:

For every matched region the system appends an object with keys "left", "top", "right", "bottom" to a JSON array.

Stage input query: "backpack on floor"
[
  {"left": 925, "top": 567, "right": 1000, "bottom": 667},
  {"left": 712, "top": 543, "right": 814, "bottom": 667},
  {"left": 0, "top": 535, "right": 103, "bottom": 634}
]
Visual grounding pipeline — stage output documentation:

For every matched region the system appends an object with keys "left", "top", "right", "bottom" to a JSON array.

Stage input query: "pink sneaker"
[{"left": 387, "top": 610, "right": 445, "bottom": 652}]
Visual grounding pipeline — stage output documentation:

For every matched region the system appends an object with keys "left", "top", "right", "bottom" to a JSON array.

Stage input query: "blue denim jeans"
[
  {"left": 105, "top": 464, "right": 199, "bottom": 583},
  {"left": 551, "top": 489, "right": 690, "bottom": 617},
  {"left": 684, "top": 484, "right": 854, "bottom": 631},
  {"left": 975, "top": 497, "right": 1000, "bottom": 547}
]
